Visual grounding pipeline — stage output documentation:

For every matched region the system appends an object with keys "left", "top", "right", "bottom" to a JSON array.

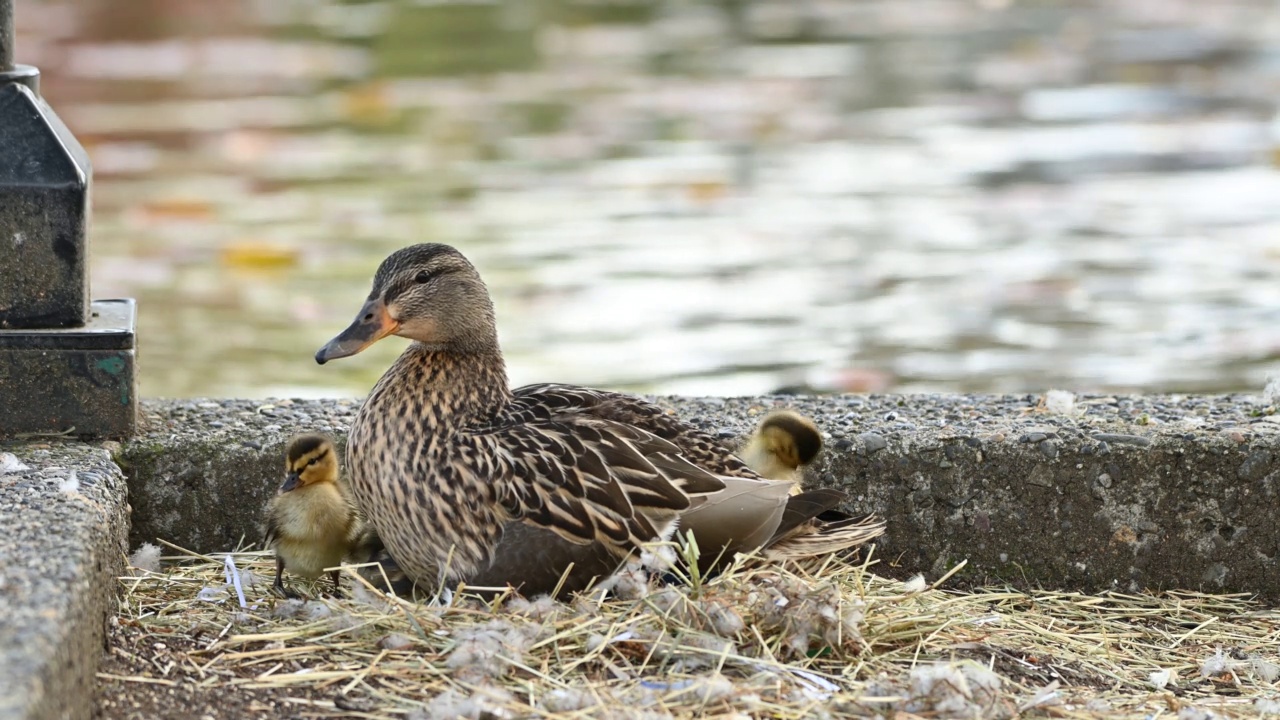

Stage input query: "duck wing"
[
  {"left": 467, "top": 406, "right": 726, "bottom": 560},
  {"left": 509, "top": 384, "right": 758, "bottom": 477},
  {"left": 674, "top": 475, "right": 795, "bottom": 574},
  {"left": 763, "top": 488, "right": 886, "bottom": 561}
]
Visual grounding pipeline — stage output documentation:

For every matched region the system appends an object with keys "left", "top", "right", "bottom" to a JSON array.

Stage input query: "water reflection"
[{"left": 15, "top": 0, "right": 1280, "bottom": 398}]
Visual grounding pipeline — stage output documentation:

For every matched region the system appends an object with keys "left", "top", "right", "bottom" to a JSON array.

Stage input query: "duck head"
[{"left": 315, "top": 243, "right": 498, "bottom": 364}]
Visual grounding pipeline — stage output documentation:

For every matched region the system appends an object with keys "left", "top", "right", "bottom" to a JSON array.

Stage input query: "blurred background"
[{"left": 13, "top": 0, "right": 1280, "bottom": 399}]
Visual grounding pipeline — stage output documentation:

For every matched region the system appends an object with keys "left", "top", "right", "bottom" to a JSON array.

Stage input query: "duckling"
[
  {"left": 263, "top": 434, "right": 364, "bottom": 597},
  {"left": 738, "top": 409, "right": 823, "bottom": 486},
  {"left": 313, "top": 243, "right": 885, "bottom": 598}
]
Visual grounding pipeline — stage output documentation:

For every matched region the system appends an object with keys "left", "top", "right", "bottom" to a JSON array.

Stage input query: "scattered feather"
[
  {"left": 1200, "top": 648, "right": 1234, "bottom": 678},
  {"left": 378, "top": 633, "right": 415, "bottom": 651},
  {"left": 1085, "top": 698, "right": 1112, "bottom": 713},
  {"left": 1019, "top": 680, "right": 1061, "bottom": 711},
  {"left": 196, "top": 586, "right": 227, "bottom": 603},
  {"left": 1043, "top": 389, "right": 1079, "bottom": 416},
  {"left": 270, "top": 599, "right": 306, "bottom": 619},
  {"left": 504, "top": 595, "right": 560, "bottom": 621},
  {"left": 902, "top": 574, "right": 927, "bottom": 593},
  {"left": 1150, "top": 668, "right": 1173, "bottom": 689},
  {"left": 304, "top": 601, "right": 332, "bottom": 621},
  {"left": 0, "top": 452, "right": 29, "bottom": 474},
  {"left": 1257, "top": 698, "right": 1280, "bottom": 715},
  {"left": 102, "top": 548, "right": 1280, "bottom": 718},
  {"left": 1255, "top": 657, "right": 1280, "bottom": 683},
  {"left": 543, "top": 687, "right": 600, "bottom": 713},
  {"left": 128, "top": 543, "right": 163, "bottom": 574},
  {"left": 1265, "top": 376, "right": 1280, "bottom": 406}
]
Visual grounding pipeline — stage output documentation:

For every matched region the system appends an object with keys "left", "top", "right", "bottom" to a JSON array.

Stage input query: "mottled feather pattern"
[
  {"left": 346, "top": 349, "right": 724, "bottom": 585},
  {"left": 507, "top": 384, "right": 759, "bottom": 478},
  {"left": 763, "top": 512, "right": 887, "bottom": 561}
]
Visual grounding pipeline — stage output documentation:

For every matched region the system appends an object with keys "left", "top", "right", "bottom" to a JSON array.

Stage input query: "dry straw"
[{"left": 107, "top": 539, "right": 1280, "bottom": 718}]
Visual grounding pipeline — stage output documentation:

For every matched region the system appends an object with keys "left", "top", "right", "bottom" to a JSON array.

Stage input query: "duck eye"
[{"left": 414, "top": 271, "right": 431, "bottom": 284}]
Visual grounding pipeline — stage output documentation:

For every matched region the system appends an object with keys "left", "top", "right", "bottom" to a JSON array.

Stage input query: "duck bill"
[
  {"left": 315, "top": 298, "right": 400, "bottom": 364},
  {"left": 280, "top": 471, "right": 302, "bottom": 493}
]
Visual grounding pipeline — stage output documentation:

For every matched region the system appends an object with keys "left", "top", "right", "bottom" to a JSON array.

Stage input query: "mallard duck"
[
  {"left": 315, "top": 243, "right": 885, "bottom": 598},
  {"left": 263, "top": 434, "right": 366, "bottom": 596}
]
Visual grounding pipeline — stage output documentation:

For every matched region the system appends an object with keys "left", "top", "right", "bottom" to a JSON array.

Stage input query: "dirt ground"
[{"left": 93, "top": 620, "right": 358, "bottom": 720}]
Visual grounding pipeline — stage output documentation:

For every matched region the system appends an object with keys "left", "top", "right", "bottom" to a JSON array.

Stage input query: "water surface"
[{"left": 16, "top": 0, "right": 1280, "bottom": 398}]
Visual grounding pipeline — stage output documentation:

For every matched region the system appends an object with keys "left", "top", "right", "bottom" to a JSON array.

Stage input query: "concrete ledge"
[
  {"left": 120, "top": 394, "right": 1280, "bottom": 600},
  {"left": 0, "top": 441, "right": 128, "bottom": 720}
]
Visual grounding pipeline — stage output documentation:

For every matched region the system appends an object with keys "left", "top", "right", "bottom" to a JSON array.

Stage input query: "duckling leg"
[
  {"left": 272, "top": 556, "right": 286, "bottom": 595},
  {"left": 272, "top": 556, "right": 302, "bottom": 598},
  {"left": 329, "top": 569, "right": 342, "bottom": 595}
]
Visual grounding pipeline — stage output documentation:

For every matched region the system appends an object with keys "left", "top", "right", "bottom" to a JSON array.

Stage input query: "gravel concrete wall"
[
  {"left": 0, "top": 442, "right": 128, "bottom": 720},
  {"left": 119, "top": 394, "right": 1280, "bottom": 600}
]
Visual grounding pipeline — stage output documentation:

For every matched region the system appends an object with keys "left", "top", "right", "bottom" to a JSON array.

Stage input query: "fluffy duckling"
[
  {"left": 738, "top": 409, "right": 823, "bottom": 485},
  {"left": 263, "top": 434, "right": 364, "bottom": 597}
]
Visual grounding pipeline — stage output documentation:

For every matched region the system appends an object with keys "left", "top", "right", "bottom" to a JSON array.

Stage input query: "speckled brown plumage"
[{"left": 317, "top": 243, "right": 885, "bottom": 598}]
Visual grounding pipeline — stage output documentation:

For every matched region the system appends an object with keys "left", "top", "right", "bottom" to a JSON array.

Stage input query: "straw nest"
[{"left": 102, "top": 540, "right": 1280, "bottom": 719}]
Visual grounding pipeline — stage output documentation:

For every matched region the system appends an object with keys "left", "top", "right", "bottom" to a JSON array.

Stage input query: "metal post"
[
  {"left": 0, "top": 0, "right": 37, "bottom": 92},
  {"left": 0, "top": 0, "right": 138, "bottom": 439},
  {"left": 0, "top": 0, "right": 13, "bottom": 72}
]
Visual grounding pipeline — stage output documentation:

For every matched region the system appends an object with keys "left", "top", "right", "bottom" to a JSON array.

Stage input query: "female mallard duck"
[
  {"left": 315, "top": 243, "right": 884, "bottom": 597},
  {"left": 263, "top": 434, "right": 367, "bottom": 596}
]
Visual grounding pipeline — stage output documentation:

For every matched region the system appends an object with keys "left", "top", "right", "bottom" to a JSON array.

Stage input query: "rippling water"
[{"left": 16, "top": 0, "right": 1280, "bottom": 398}]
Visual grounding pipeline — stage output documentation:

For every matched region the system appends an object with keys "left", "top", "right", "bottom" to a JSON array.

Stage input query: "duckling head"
[
  {"left": 315, "top": 243, "right": 497, "bottom": 364},
  {"left": 756, "top": 410, "right": 823, "bottom": 468},
  {"left": 281, "top": 433, "right": 339, "bottom": 492}
]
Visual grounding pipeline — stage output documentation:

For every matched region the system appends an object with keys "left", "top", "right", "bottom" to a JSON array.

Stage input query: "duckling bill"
[{"left": 264, "top": 434, "right": 365, "bottom": 597}]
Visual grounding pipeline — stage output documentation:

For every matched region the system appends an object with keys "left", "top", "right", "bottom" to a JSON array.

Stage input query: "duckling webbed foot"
[{"left": 272, "top": 557, "right": 304, "bottom": 599}]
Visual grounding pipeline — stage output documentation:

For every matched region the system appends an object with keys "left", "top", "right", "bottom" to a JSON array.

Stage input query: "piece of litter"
[
  {"left": 224, "top": 555, "right": 247, "bottom": 609},
  {"left": 783, "top": 666, "right": 839, "bottom": 696},
  {"left": 641, "top": 679, "right": 694, "bottom": 691},
  {"left": 0, "top": 453, "right": 30, "bottom": 474}
]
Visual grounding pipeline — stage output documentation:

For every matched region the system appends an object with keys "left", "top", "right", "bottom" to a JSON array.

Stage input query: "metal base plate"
[{"left": 0, "top": 298, "right": 138, "bottom": 439}]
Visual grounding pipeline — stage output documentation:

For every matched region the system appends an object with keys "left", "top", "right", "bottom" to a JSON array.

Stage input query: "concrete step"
[{"left": 6, "top": 392, "right": 1280, "bottom": 719}]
